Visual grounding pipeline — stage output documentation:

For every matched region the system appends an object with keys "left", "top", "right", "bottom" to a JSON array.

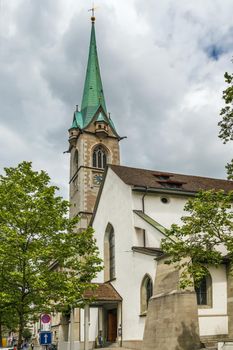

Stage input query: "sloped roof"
[
  {"left": 134, "top": 210, "right": 167, "bottom": 235},
  {"left": 110, "top": 165, "right": 233, "bottom": 193},
  {"left": 84, "top": 283, "right": 122, "bottom": 302}
]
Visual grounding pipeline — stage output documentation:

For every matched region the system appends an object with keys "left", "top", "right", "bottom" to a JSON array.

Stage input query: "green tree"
[
  {"left": 0, "top": 162, "right": 102, "bottom": 349},
  {"left": 161, "top": 190, "right": 233, "bottom": 288},
  {"left": 161, "top": 65, "right": 233, "bottom": 287},
  {"left": 219, "top": 70, "right": 233, "bottom": 179},
  {"left": 22, "top": 328, "right": 32, "bottom": 341}
]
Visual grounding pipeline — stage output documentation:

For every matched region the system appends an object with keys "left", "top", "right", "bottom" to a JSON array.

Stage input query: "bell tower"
[{"left": 68, "top": 15, "right": 121, "bottom": 228}]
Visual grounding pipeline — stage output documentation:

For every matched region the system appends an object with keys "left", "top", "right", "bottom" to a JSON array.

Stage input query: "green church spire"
[
  {"left": 81, "top": 16, "right": 107, "bottom": 126},
  {"left": 70, "top": 15, "right": 118, "bottom": 135}
]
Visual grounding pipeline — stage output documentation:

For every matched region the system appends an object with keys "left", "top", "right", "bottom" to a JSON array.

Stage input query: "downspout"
[{"left": 142, "top": 187, "right": 149, "bottom": 213}]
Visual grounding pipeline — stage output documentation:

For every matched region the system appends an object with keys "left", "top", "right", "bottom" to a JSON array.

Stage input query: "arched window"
[
  {"left": 109, "top": 230, "right": 115, "bottom": 280},
  {"left": 104, "top": 224, "right": 115, "bottom": 281},
  {"left": 72, "top": 150, "right": 79, "bottom": 176},
  {"left": 141, "top": 274, "right": 153, "bottom": 315},
  {"left": 92, "top": 146, "right": 107, "bottom": 169},
  {"left": 195, "top": 274, "right": 212, "bottom": 307}
]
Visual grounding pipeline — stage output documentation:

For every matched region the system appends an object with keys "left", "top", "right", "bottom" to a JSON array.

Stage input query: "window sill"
[{"left": 198, "top": 305, "right": 212, "bottom": 309}]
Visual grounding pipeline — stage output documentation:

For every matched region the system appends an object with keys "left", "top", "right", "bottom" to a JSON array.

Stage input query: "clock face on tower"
[{"left": 93, "top": 173, "right": 103, "bottom": 186}]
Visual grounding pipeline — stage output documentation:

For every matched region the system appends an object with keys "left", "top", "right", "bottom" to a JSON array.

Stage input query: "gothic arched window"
[
  {"left": 71, "top": 150, "right": 79, "bottom": 179},
  {"left": 104, "top": 223, "right": 115, "bottom": 281},
  {"left": 92, "top": 146, "right": 107, "bottom": 169},
  {"left": 141, "top": 274, "right": 153, "bottom": 315},
  {"left": 195, "top": 274, "right": 212, "bottom": 307},
  {"left": 74, "top": 150, "right": 79, "bottom": 170}
]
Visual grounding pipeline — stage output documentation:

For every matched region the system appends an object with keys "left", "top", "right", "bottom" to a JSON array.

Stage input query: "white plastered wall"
[
  {"left": 92, "top": 169, "right": 157, "bottom": 341},
  {"left": 132, "top": 192, "right": 188, "bottom": 228}
]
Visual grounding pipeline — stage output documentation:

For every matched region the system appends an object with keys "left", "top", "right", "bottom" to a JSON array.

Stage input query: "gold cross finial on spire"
[{"left": 88, "top": 3, "right": 99, "bottom": 22}]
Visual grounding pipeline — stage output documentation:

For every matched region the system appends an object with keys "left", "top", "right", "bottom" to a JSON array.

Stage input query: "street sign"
[
  {"left": 41, "top": 314, "right": 51, "bottom": 324},
  {"left": 39, "top": 332, "right": 52, "bottom": 345},
  {"left": 41, "top": 314, "right": 51, "bottom": 331}
]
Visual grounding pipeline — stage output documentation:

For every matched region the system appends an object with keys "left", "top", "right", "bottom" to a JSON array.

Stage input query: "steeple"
[
  {"left": 81, "top": 16, "right": 107, "bottom": 126},
  {"left": 68, "top": 14, "right": 121, "bottom": 228},
  {"left": 70, "top": 16, "right": 119, "bottom": 134}
]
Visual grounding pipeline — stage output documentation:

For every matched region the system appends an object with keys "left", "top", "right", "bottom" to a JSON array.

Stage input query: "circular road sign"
[{"left": 41, "top": 314, "right": 51, "bottom": 324}]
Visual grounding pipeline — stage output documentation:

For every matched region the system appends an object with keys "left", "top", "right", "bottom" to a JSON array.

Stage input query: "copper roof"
[
  {"left": 84, "top": 283, "right": 122, "bottom": 301},
  {"left": 110, "top": 165, "right": 233, "bottom": 193}
]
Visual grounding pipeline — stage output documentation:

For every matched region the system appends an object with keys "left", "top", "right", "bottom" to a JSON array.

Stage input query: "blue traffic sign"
[{"left": 40, "top": 332, "right": 52, "bottom": 345}]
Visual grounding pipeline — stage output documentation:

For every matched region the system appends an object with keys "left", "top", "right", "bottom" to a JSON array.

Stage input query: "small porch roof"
[{"left": 84, "top": 283, "right": 122, "bottom": 304}]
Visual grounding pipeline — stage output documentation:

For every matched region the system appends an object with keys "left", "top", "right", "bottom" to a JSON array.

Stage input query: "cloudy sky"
[{"left": 0, "top": 0, "right": 232, "bottom": 198}]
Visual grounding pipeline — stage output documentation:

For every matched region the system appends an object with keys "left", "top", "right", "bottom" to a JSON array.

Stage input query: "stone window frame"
[
  {"left": 195, "top": 273, "right": 212, "bottom": 308},
  {"left": 92, "top": 145, "right": 107, "bottom": 169},
  {"left": 104, "top": 223, "right": 116, "bottom": 282},
  {"left": 140, "top": 274, "right": 153, "bottom": 316}
]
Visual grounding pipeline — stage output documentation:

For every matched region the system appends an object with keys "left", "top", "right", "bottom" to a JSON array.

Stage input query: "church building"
[{"left": 54, "top": 14, "right": 233, "bottom": 350}]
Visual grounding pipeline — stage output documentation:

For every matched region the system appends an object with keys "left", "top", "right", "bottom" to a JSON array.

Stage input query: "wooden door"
[{"left": 107, "top": 309, "right": 117, "bottom": 342}]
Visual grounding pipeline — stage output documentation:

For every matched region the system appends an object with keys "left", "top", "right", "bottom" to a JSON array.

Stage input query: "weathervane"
[{"left": 88, "top": 3, "right": 99, "bottom": 22}]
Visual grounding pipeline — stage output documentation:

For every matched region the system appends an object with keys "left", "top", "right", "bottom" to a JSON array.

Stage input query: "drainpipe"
[{"left": 142, "top": 187, "right": 149, "bottom": 213}]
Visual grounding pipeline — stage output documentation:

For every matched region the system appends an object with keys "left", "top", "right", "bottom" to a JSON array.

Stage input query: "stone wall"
[{"left": 142, "top": 257, "right": 201, "bottom": 350}]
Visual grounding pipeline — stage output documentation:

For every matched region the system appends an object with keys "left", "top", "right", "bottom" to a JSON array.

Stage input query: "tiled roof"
[
  {"left": 84, "top": 283, "right": 122, "bottom": 301},
  {"left": 110, "top": 165, "right": 233, "bottom": 193}
]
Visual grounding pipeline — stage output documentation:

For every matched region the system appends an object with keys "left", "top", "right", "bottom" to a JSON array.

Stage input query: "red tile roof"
[{"left": 84, "top": 283, "right": 122, "bottom": 301}]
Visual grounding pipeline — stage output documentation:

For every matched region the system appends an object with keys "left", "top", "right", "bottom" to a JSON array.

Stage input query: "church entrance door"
[{"left": 107, "top": 309, "right": 117, "bottom": 342}]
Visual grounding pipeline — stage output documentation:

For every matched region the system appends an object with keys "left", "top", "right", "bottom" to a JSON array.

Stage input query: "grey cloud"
[{"left": 0, "top": 0, "right": 232, "bottom": 201}]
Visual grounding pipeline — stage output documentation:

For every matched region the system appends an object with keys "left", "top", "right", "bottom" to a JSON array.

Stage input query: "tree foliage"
[
  {"left": 0, "top": 162, "right": 102, "bottom": 348},
  {"left": 22, "top": 328, "right": 32, "bottom": 341},
  {"left": 161, "top": 190, "right": 233, "bottom": 288},
  {"left": 219, "top": 70, "right": 233, "bottom": 179}
]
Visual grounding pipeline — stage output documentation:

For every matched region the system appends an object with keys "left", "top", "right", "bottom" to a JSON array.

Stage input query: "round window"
[{"left": 161, "top": 197, "right": 169, "bottom": 204}]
